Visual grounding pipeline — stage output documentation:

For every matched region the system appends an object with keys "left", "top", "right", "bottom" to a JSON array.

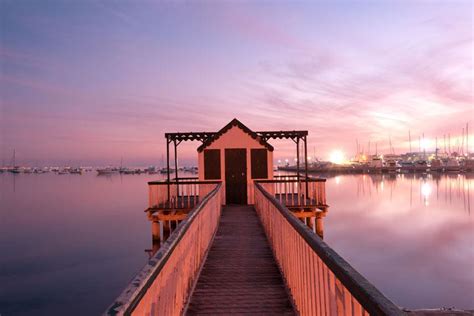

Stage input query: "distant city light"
[
  {"left": 329, "top": 150, "right": 345, "bottom": 164},
  {"left": 421, "top": 182, "right": 432, "bottom": 197},
  {"left": 420, "top": 138, "right": 430, "bottom": 150}
]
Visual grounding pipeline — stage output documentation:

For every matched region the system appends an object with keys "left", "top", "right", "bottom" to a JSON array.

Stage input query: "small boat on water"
[
  {"left": 400, "top": 161, "right": 415, "bottom": 173},
  {"left": 382, "top": 159, "right": 399, "bottom": 173},
  {"left": 118, "top": 167, "right": 134, "bottom": 174},
  {"left": 8, "top": 150, "right": 21, "bottom": 173},
  {"left": 367, "top": 156, "right": 383, "bottom": 173},
  {"left": 429, "top": 158, "right": 443, "bottom": 172},
  {"left": 414, "top": 160, "right": 428, "bottom": 172},
  {"left": 97, "top": 167, "right": 118, "bottom": 175},
  {"left": 462, "top": 159, "right": 474, "bottom": 172},
  {"left": 70, "top": 168, "right": 83, "bottom": 174},
  {"left": 147, "top": 166, "right": 158, "bottom": 174},
  {"left": 160, "top": 167, "right": 175, "bottom": 174},
  {"left": 9, "top": 167, "right": 21, "bottom": 174},
  {"left": 444, "top": 158, "right": 461, "bottom": 172},
  {"left": 58, "top": 169, "right": 69, "bottom": 175}
]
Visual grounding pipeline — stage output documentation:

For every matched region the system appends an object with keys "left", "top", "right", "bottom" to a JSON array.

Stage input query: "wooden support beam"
[
  {"left": 304, "top": 135, "right": 309, "bottom": 199},
  {"left": 166, "top": 137, "right": 170, "bottom": 202}
]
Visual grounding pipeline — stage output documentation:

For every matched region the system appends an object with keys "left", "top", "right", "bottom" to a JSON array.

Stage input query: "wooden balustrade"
[
  {"left": 254, "top": 183, "right": 404, "bottom": 316},
  {"left": 257, "top": 178, "right": 327, "bottom": 209},
  {"left": 148, "top": 180, "right": 221, "bottom": 209},
  {"left": 106, "top": 183, "right": 223, "bottom": 316}
]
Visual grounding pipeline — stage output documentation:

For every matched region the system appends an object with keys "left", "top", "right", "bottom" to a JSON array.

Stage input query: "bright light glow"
[
  {"left": 420, "top": 138, "right": 430, "bottom": 150},
  {"left": 421, "top": 182, "right": 432, "bottom": 197},
  {"left": 329, "top": 150, "right": 345, "bottom": 164}
]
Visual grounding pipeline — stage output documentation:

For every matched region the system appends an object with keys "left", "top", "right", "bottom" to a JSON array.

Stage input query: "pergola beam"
[{"left": 164, "top": 129, "right": 310, "bottom": 204}]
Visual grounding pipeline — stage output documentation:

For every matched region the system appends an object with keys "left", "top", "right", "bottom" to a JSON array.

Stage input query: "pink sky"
[{"left": 1, "top": 1, "right": 472, "bottom": 166}]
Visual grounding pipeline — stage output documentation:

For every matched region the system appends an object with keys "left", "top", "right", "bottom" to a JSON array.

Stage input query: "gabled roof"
[{"left": 197, "top": 118, "right": 274, "bottom": 152}]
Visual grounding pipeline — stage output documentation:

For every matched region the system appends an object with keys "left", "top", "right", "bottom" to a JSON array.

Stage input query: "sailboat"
[
  {"left": 430, "top": 146, "right": 443, "bottom": 172},
  {"left": 9, "top": 150, "right": 21, "bottom": 173},
  {"left": 444, "top": 157, "right": 461, "bottom": 172}
]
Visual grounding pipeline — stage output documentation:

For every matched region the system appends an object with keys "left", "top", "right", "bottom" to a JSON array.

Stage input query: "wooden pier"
[
  {"left": 106, "top": 120, "right": 404, "bottom": 316},
  {"left": 187, "top": 205, "right": 294, "bottom": 315}
]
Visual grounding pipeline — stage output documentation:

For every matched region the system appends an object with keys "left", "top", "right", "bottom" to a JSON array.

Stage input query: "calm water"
[{"left": 0, "top": 172, "right": 473, "bottom": 315}]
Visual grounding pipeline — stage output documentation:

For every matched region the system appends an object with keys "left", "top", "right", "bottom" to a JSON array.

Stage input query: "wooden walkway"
[{"left": 186, "top": 205, "right": 295, "bottom": 315}]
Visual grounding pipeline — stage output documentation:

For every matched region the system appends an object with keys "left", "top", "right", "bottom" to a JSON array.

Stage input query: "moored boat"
[
  {"left": 429, "top": 158, "right": 443, "bottom": 172},
  {"left": 97, "top": 167, "right": 118, "bottom": 175},
  {"left": 444, "top": 158, "right": 461, "bottom": 172}
]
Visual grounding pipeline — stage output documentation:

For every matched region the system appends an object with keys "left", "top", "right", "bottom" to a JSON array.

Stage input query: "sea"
[{"left": 0, "top": 171, "right": 473, "bottom": 315}]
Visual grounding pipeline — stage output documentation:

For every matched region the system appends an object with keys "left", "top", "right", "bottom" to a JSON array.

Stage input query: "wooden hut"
[{"left": 197, "top": 119, "right": 273, "bottom": 204}]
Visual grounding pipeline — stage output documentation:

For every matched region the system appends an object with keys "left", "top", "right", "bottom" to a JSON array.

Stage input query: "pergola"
[{"left": 163, "top": 129, "right": 310, "bottom": 188}]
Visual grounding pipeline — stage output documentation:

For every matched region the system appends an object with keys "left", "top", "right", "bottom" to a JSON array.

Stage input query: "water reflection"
[
  {"left": 1, "top": 172, "right": 472, "bottom": 313},
  {"left": 324, "top": 173, "right": 474, "bottom": 309},
  {"left": 345, "top": 173, "right": 472, "bottom": 213}
]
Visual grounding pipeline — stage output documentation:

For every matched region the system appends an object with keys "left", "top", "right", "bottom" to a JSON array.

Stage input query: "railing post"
[
  {"left": 304, "top": 135, "right": 309, "bottom": 204},
  {"left": 167, "top": 137, "right": 171, "bottom": 203},
  {"left": 296, "top": 136, "right": 300, "bottom": 189},
  {"left": 174, "top": 139, "right": 179, "bottom": 200}
]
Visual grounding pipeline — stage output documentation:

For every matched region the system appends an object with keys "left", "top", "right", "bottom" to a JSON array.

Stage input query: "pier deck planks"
[{"left": 186, "top": 205, "right": 295, "bottom": 315}]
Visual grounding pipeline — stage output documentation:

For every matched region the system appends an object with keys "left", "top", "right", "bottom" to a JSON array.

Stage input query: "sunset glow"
[
  {"left": 1, "top": 2, "right": 473, "bottom": 315},
  {"left": 0, "top": 1, "right": 472, "bottom": 165},
  {"left": 329, "top": 150, "right": 346, "bottom": 165}
]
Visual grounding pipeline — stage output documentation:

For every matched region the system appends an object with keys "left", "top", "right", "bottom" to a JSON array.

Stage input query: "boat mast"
[
  {"left": 467, "top": 122, "right": 469, "bottom": 154},
  {"left": 409, "top": 130, "right": 412, "bottom": 153},
  {"left": 444, "top": 134, "right": 446, "bottom": 154},
  {"left": 448, "top": 133, "right": 451, "bottom": 155},
  {"left": 422, "top": 133, "right": 425, "bottom": 158}
]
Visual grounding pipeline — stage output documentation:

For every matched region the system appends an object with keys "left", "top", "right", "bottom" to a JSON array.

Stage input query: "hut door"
[{"left": 225, "top": 149, "right": 247, "bottom": 204}]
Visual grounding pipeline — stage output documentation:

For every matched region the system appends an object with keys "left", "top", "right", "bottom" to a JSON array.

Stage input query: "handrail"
[
  {"left": 254, "top": 182, "right": 404, "bottom": 316},
  {"left": 172, "top": 176, "right": 199, "bottom": 181},
  {"left": 257, "top": 178, "right": 326, "bottom": 183},
  {"left": 148, "top": 179, "right": 220, "bottom": 185},
  {"left": 256, "top": 178, "right": 327, "bottom": 207},
  {"left": 106, "top": 183, "right": 222, "bottom": 316}
]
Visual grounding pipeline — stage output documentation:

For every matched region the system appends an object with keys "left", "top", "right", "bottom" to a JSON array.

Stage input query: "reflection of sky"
[
  {"left": 1, "top": 1, "right": 472, "bottom": 165},
  {"left": 324, "top": 174, "right": 474, "bottom": 309}
]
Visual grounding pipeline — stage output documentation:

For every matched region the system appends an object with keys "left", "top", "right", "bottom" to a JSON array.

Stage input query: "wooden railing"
[
  {"left": 254, "top": 183, "right": 404, "bottom": 316},
  {"left": 106, "top": 183, "right": 222, "bottom": 316},
  {"left": 257, "top": 178, "right": 327, "bottom": 208},
  {"left": 148, "top": 180, "right": 221, "bottom": 209}
]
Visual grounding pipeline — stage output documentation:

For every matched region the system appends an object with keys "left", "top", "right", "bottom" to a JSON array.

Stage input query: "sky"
[{"left": 1, "top": 0, "right": 473, "bottom": 166}]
